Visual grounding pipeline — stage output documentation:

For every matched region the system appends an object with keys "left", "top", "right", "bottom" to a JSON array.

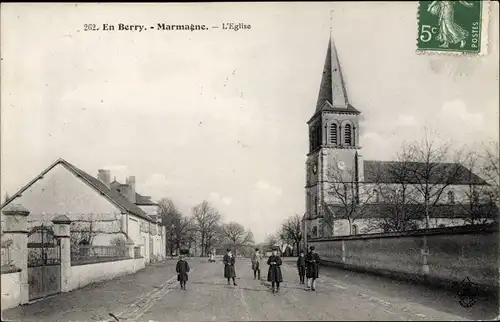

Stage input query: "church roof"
[
  {"left": 315, "top": 36, "right": 351, "bottom": 113},
  {"left": 363, "top": 160, "right": 488, "bottom": 185}
]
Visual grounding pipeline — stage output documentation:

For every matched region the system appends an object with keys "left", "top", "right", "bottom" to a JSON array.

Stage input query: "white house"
[{"left": 0, "top": 158, "right": 166, "bottom": 262}]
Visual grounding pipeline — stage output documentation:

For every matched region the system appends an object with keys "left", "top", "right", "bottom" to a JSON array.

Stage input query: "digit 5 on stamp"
[{"left": 417, "top": 0, "right": 489, "bottom": 55}]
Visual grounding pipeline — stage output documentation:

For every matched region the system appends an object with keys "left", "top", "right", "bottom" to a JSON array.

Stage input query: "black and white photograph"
[{"left": 1, "top": 2, "right": 499, "bottom": 321}]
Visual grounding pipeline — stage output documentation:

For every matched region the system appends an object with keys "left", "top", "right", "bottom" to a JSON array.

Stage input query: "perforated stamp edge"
[{"left": 415, "top": 0, "right": 492, "bottom": 56}]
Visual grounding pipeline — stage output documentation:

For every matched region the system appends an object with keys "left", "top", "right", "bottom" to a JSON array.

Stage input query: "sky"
[{"left": 1, "top": 2, "right": 498, "bottom": 243}]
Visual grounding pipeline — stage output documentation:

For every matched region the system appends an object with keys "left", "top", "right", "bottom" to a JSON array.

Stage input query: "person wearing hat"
[
  {"left": 267, "top": 247, "right": 283, "bottom": 293},
  {"left": 296, "top": 249, "right": 306, "bottom": 284},
  {"left": 176, "top": 255, "right": 190, "bottom": 290},
  {"left": 251, "top": 248, "right": 263, "bottom": 280},
  {"left": 305, "top": 245, "right": 320, "bottom": 291},
  {"left": 223, "top": 248, "right": 237, "bottom": 286}
]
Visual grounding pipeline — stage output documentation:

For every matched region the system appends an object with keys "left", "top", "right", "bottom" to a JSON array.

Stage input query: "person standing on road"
[
  {"left": 297, "top": 250, "right": 306, "bottom": 284},
  {"left": 176, "top": 255, "right": 190, "bottom": 290},
  {"left": 267, "top": 247, "right": 283, "bottom": 293},
  {"left": 223, "top": 248, "right": 237, "bottom": 286},
  {"left": 251, "top": 248, "right": 263, "bottom": 280},
  {"left": 305, "top": 245, "right": 320, "bottom": 291}
]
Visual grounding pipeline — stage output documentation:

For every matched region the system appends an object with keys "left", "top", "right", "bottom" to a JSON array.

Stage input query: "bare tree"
[
  {"left": 323, "top": 161, "right": 375, "bottom": 235},
  {"left": 481, "top": 142, "right": 500, "bottom": 211},
  {"left": 192, "top": 200, "right": 222, "bottom": 256},
  {"left": 405, "top": 131, "right": 463, "bottom": 228},
  {"left": 278, "top": 214, "right": 303, "bottom": 255},
  {"left": 366, "top": 148, "right": 421, "bottom": 233},
  {"left": 264, "top": 233, "right": 278, "bottom": 252},
  {"left": 157, "top": 198, "right": 181, "bottom": 256},
  {"left": 221, "top": 221, "right": 254, "bottom": 255}
]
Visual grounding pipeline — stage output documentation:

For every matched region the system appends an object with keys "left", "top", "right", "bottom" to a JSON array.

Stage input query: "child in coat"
[
  {"left": 297, "top": 250, "right": 306, "bottom": 284},
  {"left": 176, "top": 255, "right": 190, "bottom": 290}
]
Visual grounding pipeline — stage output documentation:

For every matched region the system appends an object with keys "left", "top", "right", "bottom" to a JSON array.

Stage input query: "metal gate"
[{"left": 27, "top": 225, "right": 61, "bottom": 301}]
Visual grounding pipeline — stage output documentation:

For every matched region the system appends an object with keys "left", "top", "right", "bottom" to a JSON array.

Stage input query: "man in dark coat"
[
  {"left": 305, "top": 245, "right": 320, "bottom": 291},
  {"left": 176, "top": 255, "right": 190, "bottom": 290},
  {"left": 267, "top": 247, "right": 283, "bottom": 293},
  {"left": 296, "top": 250, "right": 306, "bottom": 284},
  {"left": 223, "top": 248, "right": 237, "bottom": 286}
]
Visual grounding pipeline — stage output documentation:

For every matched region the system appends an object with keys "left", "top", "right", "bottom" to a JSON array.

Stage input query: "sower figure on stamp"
[
  {"left": 223, "top": 248, "right": 237, "bottom": 286},
  {"left": 297, "top": 250, "right": 306, "bottom": 284},
  {"left": 176, "top": 255, "right": 190, "bottom": 290},
  {"left": 251, "top": 248, "right": 263, "bottom": 280},
  {"left": 305, "top": 246, "right": 320, "bottom": 291},
  {"left": 427, "top": 0, "right": 474, "bottom": 49},
  {"left": 267, "top": 247, "right": 283, "bottom": 294}
]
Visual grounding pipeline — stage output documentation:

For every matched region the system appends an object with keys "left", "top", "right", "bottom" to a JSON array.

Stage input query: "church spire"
[{"left": 315, "top": 36, "right": 349, "bottom": 112}]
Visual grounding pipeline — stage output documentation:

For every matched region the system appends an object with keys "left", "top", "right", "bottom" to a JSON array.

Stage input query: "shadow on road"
[{"left": 281, "top": 257, "right": 499, "bottom": 321}]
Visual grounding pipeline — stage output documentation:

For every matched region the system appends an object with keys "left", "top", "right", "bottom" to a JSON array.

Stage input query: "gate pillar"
[
  {"left": 52, "top": 215, "right": 71, "bottom": 292},
  {"left": 2, "top": 203, "right": 30, "bottom": 304}
]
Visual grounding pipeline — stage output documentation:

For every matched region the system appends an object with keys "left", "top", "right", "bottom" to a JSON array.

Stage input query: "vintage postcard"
[{"left": 1, "top": 2, "right": 499, "bottom": 322}]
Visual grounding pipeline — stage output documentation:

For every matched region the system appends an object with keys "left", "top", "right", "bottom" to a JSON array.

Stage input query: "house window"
[
  {"left": 330, "top": 124, "right": 338, "bottom": 145},
  {"left": 447, "top": 191, "right": 455, "bottom": 204},
  {"left": 352, "top": 224, "right": 359, "bottom": 235},
  {"left": 344, "top": 124, "right": 352, "bottom": 146}
]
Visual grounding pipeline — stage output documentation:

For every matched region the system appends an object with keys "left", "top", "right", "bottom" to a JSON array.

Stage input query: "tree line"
[
  {"left": 320, "top": 135, "right": 499, "bottom": 235},
  {"left": 158, "top": 199, "right": 254, "bottom": 257}
]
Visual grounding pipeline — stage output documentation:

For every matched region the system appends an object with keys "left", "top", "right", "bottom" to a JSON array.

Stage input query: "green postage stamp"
[{"left": 417, "top": 0, "right": 489, "bottom": 55}]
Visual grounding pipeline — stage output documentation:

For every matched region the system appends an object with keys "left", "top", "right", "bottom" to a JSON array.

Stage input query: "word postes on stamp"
[{"left": 417, "top": 1, "right": 489, "bottom": 55}]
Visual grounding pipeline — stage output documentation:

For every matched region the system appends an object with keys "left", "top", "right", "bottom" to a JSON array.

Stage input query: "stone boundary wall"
[{"left": 308, "top": 224, "right": 499, "bottom": 295}]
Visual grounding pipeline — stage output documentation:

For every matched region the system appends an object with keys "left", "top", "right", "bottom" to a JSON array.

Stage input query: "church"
[{"left": 303, "top": 37, "right": 495, "bottom": 238}]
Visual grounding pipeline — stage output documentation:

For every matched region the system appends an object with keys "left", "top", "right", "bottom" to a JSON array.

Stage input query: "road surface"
[{"left": 2, "top": 257, "right": 498, "bottom": 321}]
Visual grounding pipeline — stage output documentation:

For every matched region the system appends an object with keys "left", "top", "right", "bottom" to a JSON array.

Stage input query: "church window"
[
  {"left": 330, "top": 124, "right": 338, "bottom": 145},
  {"left": 447, "top": 191, "right": 455, "bottom": 204},
  {"left": 316, "top": 124, "right": 322, "bottom": 147},
  {"left": 352, "top": 224, "right": 359, "bottom": 235},
  {"left": 344, "top": 124, "right": 352, "bottom": 146},
  {"left": 314, "top": 196, "right": 318, "bottom": 216}
]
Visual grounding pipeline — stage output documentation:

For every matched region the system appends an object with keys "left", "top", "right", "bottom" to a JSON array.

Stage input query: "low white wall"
[
  {"left": 1, "top": 271, "right": 21, "bottom": 311},
  {"left": 69, "top": 258, "right": 145, "bottom": 291}
]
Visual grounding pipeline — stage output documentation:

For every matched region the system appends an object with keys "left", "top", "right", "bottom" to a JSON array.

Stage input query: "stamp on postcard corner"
[{"left": 417, "top": 1, "right": 488, "bottom": 55}]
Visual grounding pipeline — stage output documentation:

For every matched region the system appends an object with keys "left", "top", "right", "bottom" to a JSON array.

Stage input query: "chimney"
[
  {"left": 97, "top": 169, "right": 111, "bottom": 188},
  {"left": 126, "top": 176, "right": 136, "bottom": 204}
]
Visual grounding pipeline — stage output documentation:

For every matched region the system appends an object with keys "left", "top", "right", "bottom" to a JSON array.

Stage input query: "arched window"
[
  {"left": 330, "top": 124, "right": 338, "bottom": 144},
  {"left": 352, "top": 224, "right": 359, "bottom": 235},
  {"left": 344, "top": 124, "right": 352, "bottom": 146},
  {"left": 374, "top": 189, "right": 380, "bottom": 203},
  {"left": 447, "top": 191, "right": 455, "bottom": 204},
  {"left": 316, "top": 125, "right": 322, "bottom": 147},
  {"left": 314, "top": 196, "right": 318, "bottom": 216}
]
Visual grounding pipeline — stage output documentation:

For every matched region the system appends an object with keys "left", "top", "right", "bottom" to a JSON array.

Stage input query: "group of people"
[{"left": 175, "top": 245, "right": 321, "bottom": 294}]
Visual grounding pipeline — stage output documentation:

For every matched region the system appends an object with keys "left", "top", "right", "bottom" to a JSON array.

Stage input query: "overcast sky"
[{"left": 1, "top": 2, "right": 498, "bottom": 243}]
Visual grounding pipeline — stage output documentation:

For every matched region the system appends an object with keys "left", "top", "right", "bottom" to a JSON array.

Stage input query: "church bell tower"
[{"left": 305, "top": 36, "right": 362, "bottom": 238}]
